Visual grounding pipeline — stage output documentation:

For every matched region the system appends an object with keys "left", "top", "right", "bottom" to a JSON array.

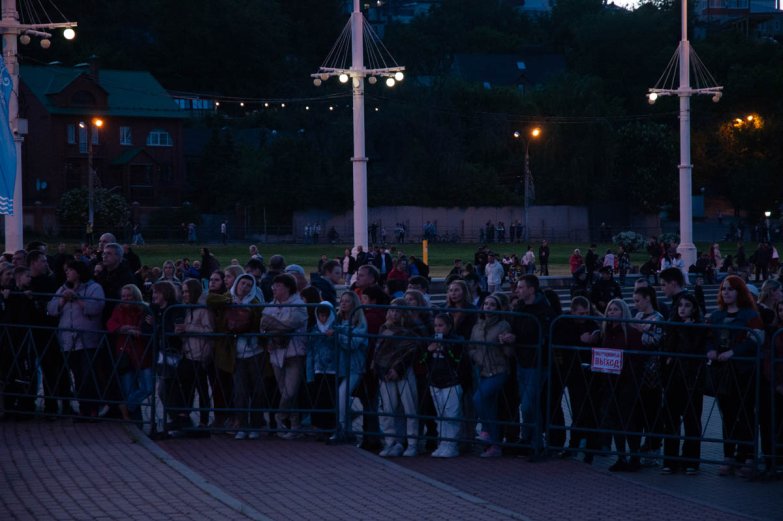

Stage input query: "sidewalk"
[{"left": 1, "top": 420, "right": 779, "bottom": 521}]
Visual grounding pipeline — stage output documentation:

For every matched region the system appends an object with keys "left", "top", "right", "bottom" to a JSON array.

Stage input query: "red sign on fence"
[{"left": 591, "top": 348, "right": 624, "bottom": 375}]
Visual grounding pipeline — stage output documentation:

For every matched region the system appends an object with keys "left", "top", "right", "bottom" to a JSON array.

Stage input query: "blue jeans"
[
  {"left": 473, "top": 372, "right": 508, "bottom": 443},
  {"left": 120, "top": 368, "right": 154, "bottom": 412},
  {"left": 517, "top": 366, "right": 544, "bottom": 446}
]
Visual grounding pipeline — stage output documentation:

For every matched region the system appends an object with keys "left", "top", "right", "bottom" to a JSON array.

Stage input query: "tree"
[{"left": 56, "top": 188, "right": 130, "bottom": 230}]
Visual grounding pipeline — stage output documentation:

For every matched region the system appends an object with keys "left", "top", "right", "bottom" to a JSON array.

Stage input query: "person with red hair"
[{"left": 706, "top": 275, "right": 765, "bottom": 477}]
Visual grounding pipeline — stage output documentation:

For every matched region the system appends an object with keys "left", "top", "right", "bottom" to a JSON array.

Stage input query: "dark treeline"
[{"left": 25, "top": 0, "right": 783, "bottom": 223}]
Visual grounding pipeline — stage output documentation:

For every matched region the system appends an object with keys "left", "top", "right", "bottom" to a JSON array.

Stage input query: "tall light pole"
[
  {"left": 80, "top": 118, "right": 103, "bottom": 228},
  {"left": 312, "top": 0, "right": 404, "bottom": 250},
  {"left": 513, "top": 127, "right": 541, "bottom": 243},
  {"left": 648, "top": 0, "right": 721, "bottom": 271},
  {"left": 0, "top": 0, "right": 76, "bottom": 251}
]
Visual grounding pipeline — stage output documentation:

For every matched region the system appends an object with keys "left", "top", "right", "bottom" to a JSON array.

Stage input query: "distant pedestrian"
[{"left": 220, "top": 221, "right": 228, "bottom": 244}]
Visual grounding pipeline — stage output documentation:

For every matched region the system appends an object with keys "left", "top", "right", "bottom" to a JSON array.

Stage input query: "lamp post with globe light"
[
  {"left": 647, "top": 0, "right": 722, "bottom": 271},
  {"left": 311, "top": 0, "right": 404, "bottom": 250}
]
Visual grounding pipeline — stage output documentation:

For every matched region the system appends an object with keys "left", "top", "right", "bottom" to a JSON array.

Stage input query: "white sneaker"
[
  {"left": 234, "top": 431, "right": 248, "bottom": 440},
  {"left": 431, "top": 447, "right": 444, "bottom": 458},
  {"left": 248, "top": 431, "right": 261, "bottom": 440},
  {"left": 439, "top": 445, "right": 459, "bottom": 458},
  {"left": 403, "top": 445, "right": 418, "bottom": 457},
  {"left": 380, "top": 443, "right": 404, "bottom": 457}
]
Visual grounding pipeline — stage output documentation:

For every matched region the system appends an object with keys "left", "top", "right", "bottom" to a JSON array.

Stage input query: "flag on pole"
[{"left": 0, "top": 51, "right": 16, "bottom": 215}]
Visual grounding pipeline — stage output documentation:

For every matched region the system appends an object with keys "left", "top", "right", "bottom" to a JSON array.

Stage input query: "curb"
[{"left": 123, "top": 425, "right": 273, "bottom": 521}]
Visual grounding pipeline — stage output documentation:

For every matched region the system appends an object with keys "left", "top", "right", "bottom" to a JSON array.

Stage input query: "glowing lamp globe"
[{"left": 63, "top": 28, "right": 76, "bottom": 40}]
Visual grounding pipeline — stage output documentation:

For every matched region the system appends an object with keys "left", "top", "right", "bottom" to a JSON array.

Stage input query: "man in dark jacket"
[
  {"left": 584, "top": 244, "right": 598, "bottom": 287},
  {"left": 310, "top": 260, "right": 341, "bottom": 306},
  {"left": 590, "top": 266, "right": 622, "bottom": 314},
  {"left": 27, "top": 250, "right": 63, "bottom": 415},
  {"left": 503, "top": 274, "right": 556, "bottom": 449}
]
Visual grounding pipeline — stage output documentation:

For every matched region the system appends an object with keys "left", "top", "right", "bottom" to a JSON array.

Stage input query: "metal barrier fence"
[
  {"left": 2, "top": 295, "right": 781, "bottom": 477},
  {"left": 547, "top": 315, "right": 770, "bottom": 474}
]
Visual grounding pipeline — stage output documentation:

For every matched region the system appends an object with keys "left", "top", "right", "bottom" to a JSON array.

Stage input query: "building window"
[
  {"left": 146, "top": 129, "right": 173, "bottom": 147},
  {"left": 67, "top": 124, "right": 76, "bottom": 144},
  {"left": 120, "top": 126, "right": 132, "bottom": 145},
  {"left": 92, "top": 129, "right": 100, "bottom": 145},
  {"left": 79, "top": 126, "right": 88, "bottom": 154}
]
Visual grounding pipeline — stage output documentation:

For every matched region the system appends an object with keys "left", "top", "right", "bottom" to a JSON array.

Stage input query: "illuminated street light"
[{"left": 513, "top": 127, "right": 543, "bottom": 242}]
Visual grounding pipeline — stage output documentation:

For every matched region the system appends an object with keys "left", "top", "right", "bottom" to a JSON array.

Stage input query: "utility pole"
[{"left": 0, "top": 0, "right": 76, "bottom": 251}]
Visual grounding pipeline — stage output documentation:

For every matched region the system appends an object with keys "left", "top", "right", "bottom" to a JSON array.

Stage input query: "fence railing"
[{"left": 2, "top": 297, "right": 780, "bottom": 476}]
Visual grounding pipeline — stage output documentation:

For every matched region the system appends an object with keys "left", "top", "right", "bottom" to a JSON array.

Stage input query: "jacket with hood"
[
  {"left": 261, "top": 290, "right": 308, "bottom": 368},
  {"left": 227, "top": 273, "right": 263, "bottom": 359},
  {"left": 306, "top": 302, "right": 337, "bottom": 380}
]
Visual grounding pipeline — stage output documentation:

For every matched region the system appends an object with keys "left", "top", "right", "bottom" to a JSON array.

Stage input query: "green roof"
[
  {"left": 111, "top": 147, "right": 146, "bottom": 165},
  {"left": 21, "top": 65, "right": 184, "bottom": 119}
]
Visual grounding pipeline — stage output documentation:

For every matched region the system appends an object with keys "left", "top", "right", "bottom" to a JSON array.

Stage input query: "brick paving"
[
  {"left": 2, "top": 420, "right": 780, "bottom": 521},
  {"left": 0, "top": 421, "right": 251, "bottom": 520}
]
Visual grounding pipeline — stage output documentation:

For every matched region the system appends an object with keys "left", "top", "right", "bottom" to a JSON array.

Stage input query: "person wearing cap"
[
  {"left": 284, "top": 264, "right": 308, "bottom": 293},
  {"left": 259, "top": 255, "right": 285, "bottom": 302}
]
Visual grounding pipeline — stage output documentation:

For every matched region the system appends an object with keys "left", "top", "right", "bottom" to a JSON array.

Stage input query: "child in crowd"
[{"left": 424, "top": 313, "right": 463, "bottom": 458}]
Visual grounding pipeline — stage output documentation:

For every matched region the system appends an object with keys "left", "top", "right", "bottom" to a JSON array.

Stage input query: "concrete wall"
[{"left": 293, "top": 205, "right": 591, "bottom": 244}]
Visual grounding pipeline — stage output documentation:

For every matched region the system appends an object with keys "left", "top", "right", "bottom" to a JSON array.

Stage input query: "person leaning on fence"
[
  {"left": 660, "top": 293, "right": 707, "bottom": 475},
  {"left": 261, "top": 273, "right": 308, "bottom": 440},
  {"left": 171, "top": 279, "right": 214, "bottom": 430},
  {"left": 551, "top": 296, "right": 603, "bottom": 463},
  {"left": 330, "top": 291, "right": 368, "bottom": 442},
  {"left": 106, "top": 284, "right": 152, "bottom": 423},
  {"left": 590, "top": 298, "right": 645, "bottom": 472},
  {"left": 707, "top": 275, "right": 765, "bottom": 478},
  {"left": 306, "top": 301, "right": 340, "bottom": 437},
  {"left": 373, "top": 298, "right": 421, "bottom": 458},
  {"left": 147, "top": 280, "right": 184, "bottom": 431},
  {"left": 469, "top": 294, "right": 513, "bottom": 458},
  {"left": 423, "top": 313, "right": 464, "bottom": 458},
  {"left": 759, "top": 300, "right": 783, "bottom": 475},
  {"left": 46, "top": 260, "right": 106, "bottom": 420},
  {"left": 220, "top": 274, "right": 264, "bottom": 440},
  {"left": 630, "top": 286, "right": 665, "bottom": 466}
]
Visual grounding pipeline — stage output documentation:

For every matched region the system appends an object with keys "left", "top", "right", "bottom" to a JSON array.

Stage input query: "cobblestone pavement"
[{"left": 2, "top": 420, "right": 780, "bottom": 521}]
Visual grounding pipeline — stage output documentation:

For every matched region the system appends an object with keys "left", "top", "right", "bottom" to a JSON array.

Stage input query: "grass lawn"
[{"left": 71, "top": 240, "right": 730, "bottom": 277}]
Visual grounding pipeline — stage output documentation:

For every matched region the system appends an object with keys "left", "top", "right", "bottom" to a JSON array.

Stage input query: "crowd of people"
[{"left": 0, "top": 237, "right": 781, "bottom": 479}]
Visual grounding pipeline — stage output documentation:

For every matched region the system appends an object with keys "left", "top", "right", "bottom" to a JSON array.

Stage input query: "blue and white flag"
[{"left": 0, "top": 51, "right": 16, "bottom": 215}]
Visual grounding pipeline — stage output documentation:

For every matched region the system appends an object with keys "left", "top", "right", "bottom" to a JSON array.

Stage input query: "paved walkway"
[{"left": 1, "top": 420, "right": 780, "bottom": 520}]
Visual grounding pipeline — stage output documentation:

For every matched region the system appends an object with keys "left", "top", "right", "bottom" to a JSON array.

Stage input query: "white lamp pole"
[
  {"left": 313, "top": 0, "right": 404, "bottom": 251},
  {"left": 648, "top": 0, "right": 721, "bottom": 271},
  {"left": 0, "top": 0, "right": 76, "bottom": 251}
]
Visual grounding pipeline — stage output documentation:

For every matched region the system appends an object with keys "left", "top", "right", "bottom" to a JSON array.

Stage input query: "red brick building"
[{"left": 19, "top": 62, "right": 186, "bottom": 233}]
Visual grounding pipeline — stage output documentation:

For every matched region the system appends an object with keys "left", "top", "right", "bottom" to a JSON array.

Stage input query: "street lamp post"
[
  {"left": 80, "top": 118, "right": 103, "bottom": 229},
  {"left": 0, "top": 0, "right": 76, "bottom": 251},
  {"left": 513, "top": 127, "right": 541, "bottom": 243}
]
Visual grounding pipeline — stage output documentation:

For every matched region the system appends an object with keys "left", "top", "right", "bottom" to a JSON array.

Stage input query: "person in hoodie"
[
  {"left": 226, "top": 273, "right": 264, "bottom": 440},
  {"left": 261, "top": 273, "right": 308, "bottom": 439},
  {"left": 46, "top": 260, "right": 105, "bottom": 419},
  {"left": 331, "top": 291, "right": 368, "bottom": 441},
  {"left": 306, "top": 301, "right": 338, "bottom": 434}
]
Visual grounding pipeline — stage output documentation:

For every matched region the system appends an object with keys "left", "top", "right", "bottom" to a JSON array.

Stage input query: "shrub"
[{"left": 612, "top": 231, "right": 646, "bottom": 253}]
